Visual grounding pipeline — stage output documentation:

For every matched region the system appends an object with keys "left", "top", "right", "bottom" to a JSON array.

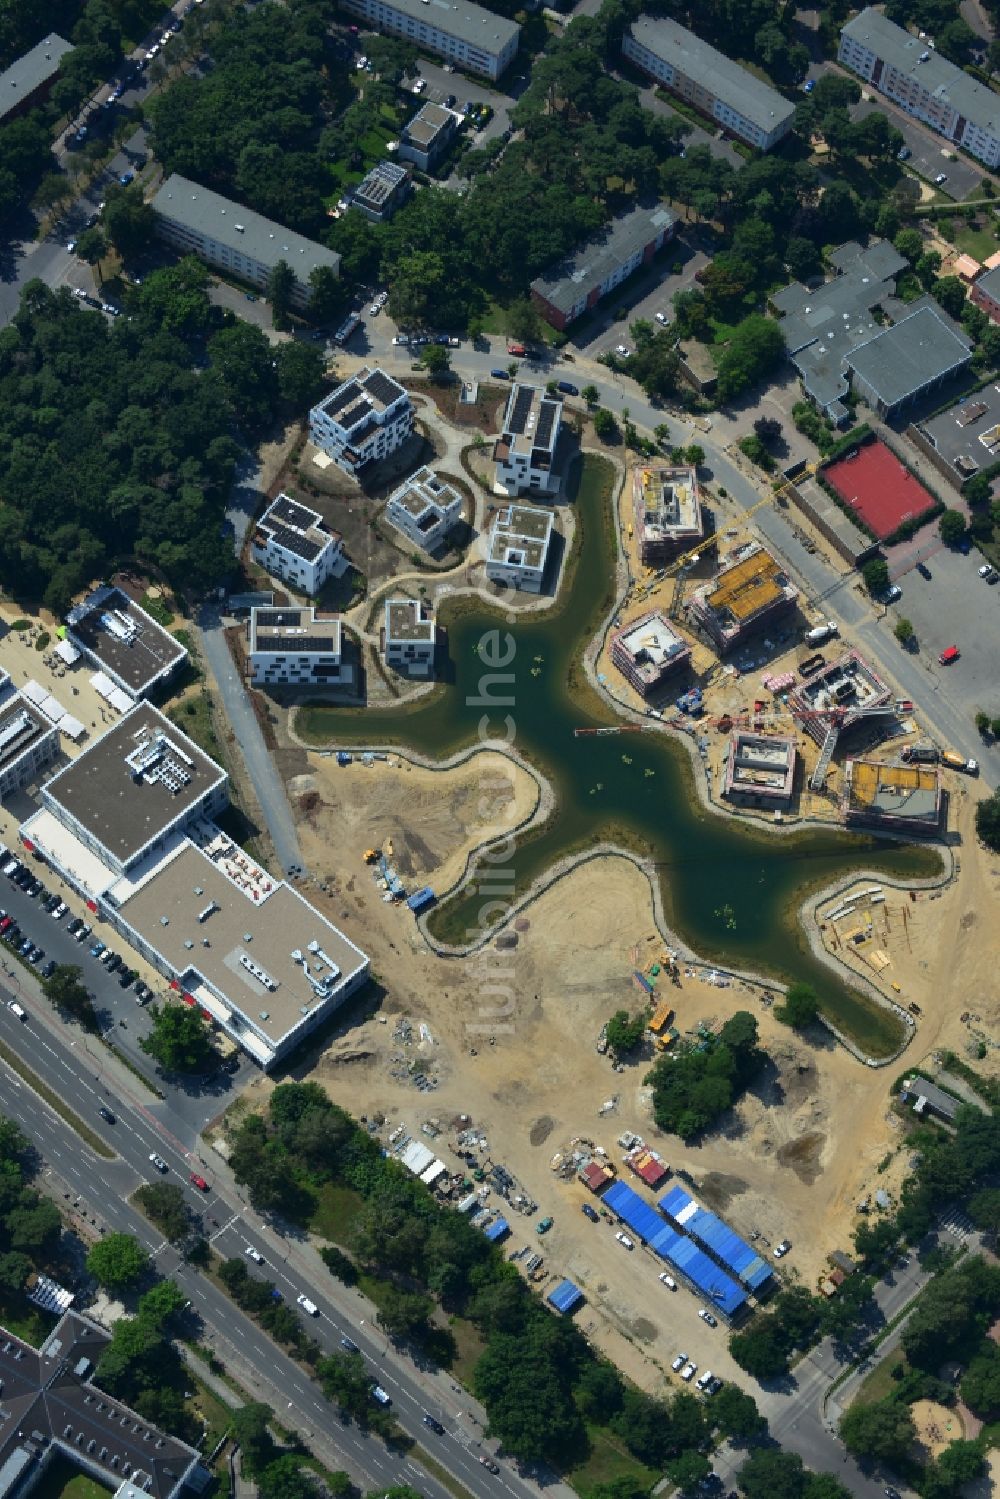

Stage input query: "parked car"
[
  {"left": 41, "top": 959, "right": 57, "bottom": 978},
  {"left": 698, "top": 1308, "right": 718, "bottom": 1326},
  {"left": 190, "top": 1173, "right": 209, "bottom": 1192},
  {"left": 506, "top": 343, "right": 526, "bottom": 357},
  {"left": 296, "top": 1294, "right": 319, "bottom": 1315},
  {"left": 536, "top": 1216, "right": 553, "bottom": 1235},
  {"left": 773, "top": 1240, "right": 792, "bottom": 1258},
  {"left": 934, "top": 172, "right": 947, "bottom": 184},
  {"left": 90, "top": 940, "right": 106, "bottom": 957},
  {"left": 51, "top": 901, "right": 67, "bottom": 919},
  {"left": 615, "top": 344, "right": 631, "bottom": 357},
  {"left": 615, "top": 1231, "right": 634, "bottom": 1250},
  {"left": 938, "top": 645, "right": 960, "bottom": 665},
  {"left": 371, "top": 1385, "right": 391, "bottom": 1405},
  {"left": 803, "top": 78, "right": 815, "bottom": 92},
  {"left": 680, "top": 1362, "right": 697, "bottom": 1382},
  {"left": 74, "top": 923, "right": 91, "bottom": 942},
  {"left": 478, "top": 1457, "right": 500, "bottom": 1474},
  {"left": 978, "top": 564, "right": 998, "bottom": 582},
  {"left": 581, "top": 1203, "right": 600, "bottom": 1222},
  {"left": 655, "top": 311, "right": 669, "bottom": 325},
  {"left": 118, "top": 969, "right": 135, "bottom": 988},
  {"left": 897, "top": 146, "right": 911, "bottom": 160},
  {"left": 671, "top": 1352, "right": 688, "bottom": 1372},
  {"left": 659, "top": 1272, "right": 677, "bottom": 1290}
]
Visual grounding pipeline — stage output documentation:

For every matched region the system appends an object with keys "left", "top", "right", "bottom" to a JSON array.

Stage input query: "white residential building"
[
  {"left": 0, "top": 692, "right": 59, "bottom": 800},
  {"left": 309, "top": 367, "right": 414, "bottom": 477},
  {"left": 397, "top": 102, "right": 459, "bottom": 172},
  {"left": 383, "top": 598, "right": 436, "bottom": 676},
  {"left": 251, "top": 494, "right": 344, "bottom": 595},
  {"left": 493, "top": 383, "right": 562, "bottom": 496},
  {"left": 622, "top": 17, "right": 795, "bottom": 151},
  {"left": 839, "top": 8, "right": 1000, "bottom": 169},
  {"left": 386, "top": 467, "right": 463, "bottom": 553},
  {"left": 247, "top": 607, "right": 353, "bottom": 689},
  {"left": 351, "top": 160, "right": 411, "bottom": 222},
  {"left": 151, "top": 174, "right": 340, "bottom": 309},
  {"left": 486, "top": 505, "right": 554, "bottom": 593},
  {"left": 338, "top": 0, "right": 520, "bottom": 80}
]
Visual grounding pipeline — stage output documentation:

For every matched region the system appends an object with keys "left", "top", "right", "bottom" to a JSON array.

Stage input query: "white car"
[
  {"left": 774, "top": 1239, "right": 791, "bottom": 1258},
  {"left": 680, "top": 1362, "right": 697, "bottom": 1382},
  {"left": 368, "top": 303, "right": 380, "bottom": 315},
  {"left": 371, "top": 1385, "right": 391, "bottom": 1406},
  {"left": 146, "top": 42, "right": 159, "bottom": 57},
  {"left": 698, "top": 1308, "right": 718, "bottom": 1327},
  {"left": 51, "top": 901, "right": 67, "bottom": 919},
  {"left": 413, "top": 78, "right": 426, "bottom": 92},
  {"left": 392, "top": 334, "right": 409, "bottom": 345},
  {"left": 655, "top": 311, "right": 669, "bottom": 325},
  {"left": 615, "top": 1231, "right": 634, "bottom": 1250},
  {"left": 978, "top": 564, "right": 997, "bottom": 582},
  {"left": 149, "top": 1153, "right": 168, "bottom": 1173},
  {"left": 659, "top": 1272, "right": 677, "bottom": 1290},
  {"left": 671, "top": 1352, "right": 687, "bottom": 1372},
  {"left": 245, "top": 1246, "right": 264, "bottom": 1264},
  {"left": 355, "top": 55, "right": 368, "bottom": 69},
  {"left": 615, "top": 344, "right": 631, "bottom": 357},
  {"left": 934, "top": 172, "right": 947, "bottom": 184},
  {"left": 297, "top": 1294, "right": 319, "bottom": 1316}
]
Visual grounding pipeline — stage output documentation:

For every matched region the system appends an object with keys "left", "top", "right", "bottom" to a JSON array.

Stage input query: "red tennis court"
[{"left": 824, "top": 440, "right": 937, "bottom": 541}]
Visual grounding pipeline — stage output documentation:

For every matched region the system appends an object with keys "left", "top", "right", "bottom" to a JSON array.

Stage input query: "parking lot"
[{"left": 570, "top": 232, "right": 711, "bottom": 359}]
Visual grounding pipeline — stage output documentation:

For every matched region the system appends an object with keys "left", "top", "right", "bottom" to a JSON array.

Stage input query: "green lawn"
[
  {"left": 30, "top": 1456, "right": 112, "bottom": 1499},
  {"left": 186, "top": 1374, "right": 234, "bottom": 1451},
  {"left": 565, "top": 1423, "right": 660, "bottom": 1499},
  {"left": 952, "top": 222, "right": 1000, "bottom": 261},
  {"left": 853, "top": 1349, "right": 910, "bottom": 1407},
  {"left": 310, "top": 1181, "right": 367, "bottom": 1245},
  {"left": 445, "top": 1313, "right": 486, "bottom": 1387},
  {"left": 0, "top": 1294, "right": 57, "bottom": 1347}
]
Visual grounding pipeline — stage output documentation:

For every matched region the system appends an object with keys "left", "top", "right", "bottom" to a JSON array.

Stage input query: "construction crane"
[{"left": 663, "top": 489, "right": 787, "bottom": 619}]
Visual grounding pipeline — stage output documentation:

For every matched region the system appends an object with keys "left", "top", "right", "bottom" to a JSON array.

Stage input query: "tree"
[
  {"left": 862, "top": 558, "right": 889, "bottom": 594},
  {"left": 893, "top": 618, "right": 914, "bottom": 645},
  {"left": 134, "top": 1182, "right": 191, "bottom": 1241},
  {"left": 939, "top": 509, "right": 967, "bottom": 546},
  {"left": 230, "top": 1403, "right": 276, "bottom": 1474},
  {"left": 318, "top": 1350, "right": 381, "bottom": 1422},
  {"left": 711, "top": 1383, "right": 766, "bottom": 1440},
  {"left": 42, "top": 964, "right": 96, "bottom": 1028},
  {"left": 74, "top": 227, "right": 107, "bottom": 284},
  {"left": 592, "top": 408, "right": 619, "bottom": 443},
  {"left": 961, "top": 1342, "right": 1000, "bottom": 1416},
  {"left": 307, "top": 265, "right": 344, "bottom": 324},
  {"left": 376, "top": 1285, "right": 434, "bottom": 1341},
  {"left": 802, "top": 1478, "right": 852, "bottom": 1499},
  {"left": 140, "top": 1003, "right": 213, "bottom": 1074},
  {"left": 136, "top": 1279, "right": 187, "bottom": 1330},
  {"left": 716, "top": 316, "right": 785, "bottom": 405},
  {"left": 932, "top": 275, "right": 967, "bottom": 320},
  {"left": 936, "top": 1437, "right": 986, "bottom": 1489},
  {"left": 581, "top": 384, "right": 599, "bottom": 407},
  {"left": 839, "top": 1396, "right": 915, "bottom": 1462},
  {"left": 969, "top": 1187, "right": 1000, "bottom": 1232},
  {"left": 737, "top": 1448, "right": 806, "bottom": 1499},
  {"left": 319, "top": 1245, "right": 358, "bottom": 1286},
  {"left": 505, "top": 297, "right": 543, "bottom": 345},
  {"left": 729, "top": 1316, "right": 789, "bottom": 1379},
  {"left": 267, "top": 260, "right": 296, "bottom": 330},
  {"left": 776, "top": 982, "right": 819, "bottom": 1029},
  {"left": 754, "top": 417, "right": 782, "bottom": 445},
  {"left": 976, "top": 789, "right": 1000, "bottom": 851},
  {"left": 6, "top": 1195, "right": 60, "bottom": 1257},
  {"left": 207, "top": 321, "right": 279, "bottom": 432},
  {"left": 666, "top": 1451, "right": 711, "bottom": 1494},
  {"left": 86, "top": 1232, "right": 150, "bottom": 1290},
  {"left": 102, "top": 187, "right": 157, "bottom": 260},
  {"left": 419, "top": 343, "right": 451, "bottom": 381},
  {"left": 893, "top": 227, "right": 923, "bottom": 265},
  {"left": 275, "top": 341, "right": 326, "bottom": 410},
  {"left": 258, "top": 1456, "right": 321, "bottom": 1499},
  {"left": 0, "top": 1251, "right": 31, "bottom": 1296},
  {"left": 965, "top": 472, "right": 992, "bottom": 507},
  {"left": 605, "top": 1009, "right": 647, "bottom": 1056}
]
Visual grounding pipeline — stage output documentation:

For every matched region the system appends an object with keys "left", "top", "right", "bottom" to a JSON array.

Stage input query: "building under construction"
[
  {"left": 633, "top": 465, "right": 703, "bottom": 564},
  {"left": 689, "top": 542, "right": 798, "bottom": 653},
  {"left": 789, "top": 648, "right": 892, "bottom": 746},
  {"left": 610, "top": 609, "right": 691, "bottom": 698},
  {"left": 722, "top": 731, "right": 797, "bottom": 808},
  {"left": 842, "top": 758, "right": 942, "bottom": 833}
]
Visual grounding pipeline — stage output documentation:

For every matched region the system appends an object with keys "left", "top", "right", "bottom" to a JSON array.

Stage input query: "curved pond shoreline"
[{"left": 293, "top": 452, "right": 947, "bottom": 1056}]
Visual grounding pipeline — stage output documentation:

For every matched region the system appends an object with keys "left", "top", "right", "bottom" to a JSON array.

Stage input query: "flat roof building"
[
  {"left": 632, "top": 464, "right": 703, "bottom": 564},
  {"left": 610, "top": 610, "right": 691, "bottom": 699},
  {"left": 309, "top": 367, "right": 414, "bottom": 478},
  {"left": 899, "top": 1075, "right": 959, "bottom": 1123},
  {"left": 845, "top": 304, "right": 973, "bottom": 418},
  {"left": 247, "top": 606, "right": 352, "bottom": 689},
  {"left": 530, "top": 204, "right": 677, "bottom": 331},
  {"left": 623, "top": 17, "right": 795, "bottom": 151},
  {"left": 351, "top": 160, "right": 411, "bottom": 222},
  {"left": 151, "top": 174, "right": 340, "bottom": 310},
  {"left": 840, "top": 8, "right": 1000, "bottom": 169},
  {"left": 383, "top": 598, "right": 436, "bottom": 676},
  {"left": 27, "top": 703, "right": 228, "bottom": 877},
  {"left": 251, "top": 494, "right": 344, "bottom": 596},
  {"left": 65, "top": 585, "right": 188, "bottom": 702},
  {"left": 913, "top": 382, "right": 1000, "bottom": 487},
  {"left": 689, "top": 542, "right": 798, "bottom": 654},
  {"left": 338, "top": 0, "right": 520, "bottom": 79},
  {"left": 385, "top": 466, "right": 463, "bottom": 553},
  {"left": 0, "top": 692, "right": 59, "bottom": 800},
  {"left": 0, "top": 1312, "right": 205, "bottom": 1499},
  {"left": 397, "top": 102, "right": 458, "bottom": 172},
  {"left": 485, "top": 504, "right": 554, "bottom": 593},
  {"left": 970, "top": 264, "right": 1000, "bottom": 325},
  {"left": 791, "top": 647, "right": 892, "bottom": 745},
  {"left": 842, "top": 759, "right": 942, "bottom": 833},
  {"left": 493, "top": 383, "right": 562, "bottom": 496},
  {"left": 723, "top": 731, "right": 797, "bottom": 808},
  {"left": 0, "top": 35, "right": 72, "bottom": 126}
]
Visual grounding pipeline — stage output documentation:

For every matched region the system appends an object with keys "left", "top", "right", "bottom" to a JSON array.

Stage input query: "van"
[
  {"left": 296, "top": 1294, "right": 319, "bottom": 1316},
  {"left": 695, "top": 1370, "right": 713, "bottom": 1390},
  {"left": 556, "top": 381, "right": 579, "bottom": 396},
  {"left": 7, "top": 1001, "right": 26, "bottom": 1021}
]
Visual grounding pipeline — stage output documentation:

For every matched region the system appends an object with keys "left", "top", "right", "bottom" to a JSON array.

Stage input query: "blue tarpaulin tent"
[
  {"left": 483, "top": 1216, "right": 509, "bottom": 1242},
  {"left": 660, "top": 1186, "right": 772, "bottom": 1292},
  {"left": 547, "top": 1279, "right": 584, "bottom": 1314}
]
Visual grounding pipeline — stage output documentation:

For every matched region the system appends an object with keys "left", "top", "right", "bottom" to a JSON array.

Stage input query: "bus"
[{"left": 334, "top": 313, "right": 362, "bottom": 345}]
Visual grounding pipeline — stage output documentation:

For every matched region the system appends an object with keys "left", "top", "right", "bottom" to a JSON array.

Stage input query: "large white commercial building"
[
  {"left": 0, "top": 692, "right": 59, "bottom": 801},
  {"left": 386, "top": 466, "right": 463, "bottom": 553},
  {"left": 493, "top": 383, "right": 562, "bottom": 496},
  {"left": 622, "top": 17, "right": 795, "bottom": 151},
  {"left": 247, "top": 607, "right": 352, "bottom": 689},
  {"left": 383, "top": 598, "right": 436, "bottom": 676},
  {"left": 338, "top": 0, "right": 520, "bottom": 80},
  {"left": 839, "top": 8, "right": 1000, "bottom": 169},
  {"left": 485, "top": 505, "right": 554, "bottom": 593},
  {"left": 19, "top": 704, "right": 369, "bottom": 1069},
  {"left": 251, "top": 494, "right": 345, "bottom": 595},
  {"left": 65, "top": 585, "right": 189, "bottom": 702},
  {"left": 151, "top": 174, "right": 341, "bottom": 309},
  {"left": 309, "top": 367, "right": 414, "bottom": 477}
]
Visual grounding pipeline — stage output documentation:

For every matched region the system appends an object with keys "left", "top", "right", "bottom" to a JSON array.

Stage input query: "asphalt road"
[{"left": 0, "top": 984, "right": 560, "bottom": 1499}]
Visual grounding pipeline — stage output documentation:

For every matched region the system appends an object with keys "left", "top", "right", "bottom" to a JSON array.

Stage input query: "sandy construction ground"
[{"left": 273, "top": 739, "right": 996, "bottom": 1393}]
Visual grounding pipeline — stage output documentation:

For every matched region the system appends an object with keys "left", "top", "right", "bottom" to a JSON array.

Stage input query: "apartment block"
[
  {"left": 530, "top": 204, "right": 677, "bottom": 330},
  {"left": 633, "top": 464, "right": 703, "bottom": 564},
  {"left": 689, "top": 542, "right": 798, "bottom": 653},
  {"left": 610, "top": 610, "right": 691, "bottom": 698},
  {"left": 397, "top": 102, "right": 458, "bottom": 171},
  {"left": 0, "top": 34, "right": 72, "bottom": 126},
  {"left": 386, "top": 466, "right": 463, "bottom": 553},
  {"left": 309, "top": 367, "right": 414, "bottom": 477},
  {"left": 351, "top": 160, "right": 411, "bottom": 222},
  {"left": 0, "top": 692, "right": 59, "bottom": 800},
  {"left": 151, "top": 174, "right": 340, "bottom": 309},
  {"left": 493, "top": 383, "right": 562, "bottom": 495},
  {"left": 723, "top": 731, "right": 797, "bottom": 809},
  {"left": 383, "top": 598, "right": 436, "bottom": 676},
  {"left": 839, "top": 8, "right": 1000, "bottom": 169},
  {"left": 485, "top": 505, "right": 554, "bottom": 593},
  {"left": 622, "top": 17, "right": 795, "bottom": 151},
  {"left": 251, "top": 494, "right": 344, "bottom": 595},
  {"left": 969, "top": 264, "right": 1000, "bottom": 324},
  {"left": 338, "top": 0, "right": 520, "bottom": 80},
  {"left": 247, "top": 607, "right": 352, "bottom": 689}
]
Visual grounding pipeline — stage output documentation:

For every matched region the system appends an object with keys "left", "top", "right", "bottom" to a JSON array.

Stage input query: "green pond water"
[{"left": 299, "top": 455, "right": 942, "bottom": 1055}]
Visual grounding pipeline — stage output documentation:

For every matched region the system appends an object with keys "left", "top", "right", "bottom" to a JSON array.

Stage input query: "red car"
[
  {"left": 938, "top": 645, "right": 960, "bottom": 665},
  {"left": 189, "top": 1173, "right": 209, "bottom": 1191},
  {"left": 506, "top": 342, "right": 526, "bottom": 357}
]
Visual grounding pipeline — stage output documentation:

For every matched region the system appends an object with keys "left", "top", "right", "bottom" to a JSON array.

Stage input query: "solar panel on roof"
[
  {"left": 256, "top": 609, "right": 305, "bottom": 627},
  {"left": 535, "top": 400, "right": 556, "bottom": 449},
  {"left": 268, "top": 525, "right": 322, "bottom": 563},
  {"left": 507, "top": 386, "right": 533, "bottom": 436},
  {"left": 339, "top": 398, "right": 374, "bottom": 431},
  {"left": 268, "top": 496, "right": 318, "bottom": 532},
  {"left": 324, "top": 382, "right": 362, "bottom": 417},
  {"left": 364, "top": 369, "right": 404, "bottom": 406},
  {"left": 257, "top": 634, "right": 338, "bottom": 654}
]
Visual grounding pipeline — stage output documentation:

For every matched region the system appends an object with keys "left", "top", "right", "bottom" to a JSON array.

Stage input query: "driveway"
[{"left": 569, "top": 232, "right": 711, "bottom": 358}]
